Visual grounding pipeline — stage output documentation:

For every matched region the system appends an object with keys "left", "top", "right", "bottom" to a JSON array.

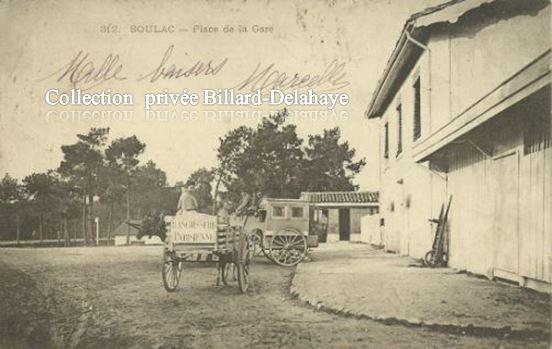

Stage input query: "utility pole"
[
  {"left": 95, "top": 216, "right": 100, "bottom": 245},
  {"left": 16, "top": 213, "right": 20, "bottom": 245},
  {"left": 82, "top": 192, "right": 87, "bottom": 245},
  {"left": 39, "top": 215, "right": 43, "bottom": 243},
  {"left": 126, "top": 178, "right": 131, "bottom": 245}
]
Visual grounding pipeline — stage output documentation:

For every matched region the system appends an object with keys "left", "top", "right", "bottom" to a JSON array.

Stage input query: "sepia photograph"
[{"left": 0, "top": 0, "right": 550, "bottom": 348}]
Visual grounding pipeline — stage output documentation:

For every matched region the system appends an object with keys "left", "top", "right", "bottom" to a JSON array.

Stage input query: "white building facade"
[{"left": 367, "top": 0, "right": 551, "bottom": 292}]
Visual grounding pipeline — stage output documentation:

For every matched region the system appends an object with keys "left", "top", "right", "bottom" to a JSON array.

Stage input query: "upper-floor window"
[
  {"left": 383, "top": 122, "right": 389, "bottom": 159},
  {"left": 396, "top": 103, "right": 403, "bottom": 156},
  {"left": 413, "top": 77, "right": 421, "bottom": 141}
]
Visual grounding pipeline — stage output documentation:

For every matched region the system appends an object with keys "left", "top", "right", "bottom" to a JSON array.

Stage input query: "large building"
[{"left": 366, "top": 0, "right": 550, "bottom": 292}]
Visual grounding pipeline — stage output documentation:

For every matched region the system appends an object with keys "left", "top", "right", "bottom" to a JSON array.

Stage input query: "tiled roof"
[{"left": 300, "top": 191, "right": 379, "bottom": 204}]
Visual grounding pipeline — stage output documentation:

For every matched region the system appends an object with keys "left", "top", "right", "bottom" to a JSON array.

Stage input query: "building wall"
[
  {"left": 326, "top": 207, "right": 376, "bottom": 242},
  {"left": 424, "top": 2, "right": 551, "bottom": 134},
  {"left": 376, "top": 2, "right": 551, "bottom": 289},
  {"left": 446, "top": 92, "right": 551, "bottom": 288},
  {"left": 360, "top": 214, "right": 381, "bottom": 245},
  {"left": 378, "top": 53, "right": 445, "bottom": 257},
  {"left": 350, "top": 208, "right": 372, "bottom": 235}
]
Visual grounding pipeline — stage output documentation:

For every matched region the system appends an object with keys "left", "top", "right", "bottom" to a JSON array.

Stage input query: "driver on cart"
[
  {"left": 234, "top": 191, "right": 262, "bottom": 217},
  {"left": 177, "top": 184, "right": 198, "bottom": 214}
]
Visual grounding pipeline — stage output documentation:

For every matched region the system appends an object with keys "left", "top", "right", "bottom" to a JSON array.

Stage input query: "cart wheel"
[
  {"left": 257, "top": 233, "right": 274, "bottom": 262},
  {"left": 236, "top": 235, "right": 250, "bottom": 293},
  {"left": 162, "top": 247, "right": 181, "bottom": 292},
  {"left": 423, "top": 250, "right": 435, "bottom": 267},
  {"left": 250, "top": 230, "right": 264, "bottom": 257},
  {"left": 221, "top": 262, "right": 235, "bottom": 286},
  {"left": 262, "top": 247, "right": 275, "bottom": 262},
  {"left": 269, "top": 228, "right": 307, "bottom": 267}
]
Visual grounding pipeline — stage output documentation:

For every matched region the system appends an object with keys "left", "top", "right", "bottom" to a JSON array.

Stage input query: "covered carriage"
[{"left": 241, "top": 198, "right": 319, "bottom": 267}]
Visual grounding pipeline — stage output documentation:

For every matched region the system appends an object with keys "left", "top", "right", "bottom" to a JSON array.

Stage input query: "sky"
[{"left": 0, "top": 0, "right": 446, "bottom": 191}]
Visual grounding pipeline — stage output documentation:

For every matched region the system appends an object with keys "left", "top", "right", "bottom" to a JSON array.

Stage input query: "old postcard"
[{"left": 0, "top": 0, "right": 550, "bottom": 348}]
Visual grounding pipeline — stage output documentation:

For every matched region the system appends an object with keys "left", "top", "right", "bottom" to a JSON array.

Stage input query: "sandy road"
[{"left": 0, "top": 246, "right": 545, "bottom": 349}]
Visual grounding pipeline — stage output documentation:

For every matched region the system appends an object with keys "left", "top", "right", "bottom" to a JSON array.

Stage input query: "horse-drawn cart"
[
  {"left": 132, "top": 193, "right": 319, "bottom": 293},
  {"left": 161, "top": 211, "right": 251, "bottom": 293}
]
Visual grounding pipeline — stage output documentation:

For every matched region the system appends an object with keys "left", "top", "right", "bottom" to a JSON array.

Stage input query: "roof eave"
[
  {"left": 365, "top": 24, "right": 413, "bottom": 119},
  {"left": 366, "top": 0, "right": 499, "bottom": 119}
]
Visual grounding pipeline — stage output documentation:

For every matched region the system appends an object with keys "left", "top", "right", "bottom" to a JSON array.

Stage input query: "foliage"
[
  {"left": 302, "top": 127, "right": 366, "bottom": 192},
  {"left": 0, "top": 173, "right": 22, "bottom": 206},
  {"left": 0, "top": 116, "right": 366, "bottom": 242},
  {"left": 215, "top": 109, "right": 365, "bottom": 203},
  {"left": 132, "top": 160, "right": 175, "bottom": 217},
  {"left": 185, "top": 167, "right": 215, "bottom": 214},
  {"left": 58, "top": 127, "right": 110, "bottom": 195}
]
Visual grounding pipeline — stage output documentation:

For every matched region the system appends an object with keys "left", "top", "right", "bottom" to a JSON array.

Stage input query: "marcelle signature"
[{"left": 231, "top": 60, "right": 350, "bottom": 93}]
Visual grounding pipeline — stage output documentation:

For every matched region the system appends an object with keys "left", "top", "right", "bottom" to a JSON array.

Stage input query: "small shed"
[{"left": 300, "top": 191, "right": 379, "bottom": 243}]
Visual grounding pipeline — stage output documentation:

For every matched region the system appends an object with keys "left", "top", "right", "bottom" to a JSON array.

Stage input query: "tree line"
[{"left": 0, "top": 109, "right": 365, "bottom": 244}]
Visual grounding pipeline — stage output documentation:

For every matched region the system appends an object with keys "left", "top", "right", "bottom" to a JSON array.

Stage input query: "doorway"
[
  {"left": 493, "top": 151, "right": 519, "bottom": 280},
  {"left": 339, "top": 209, "right": 350, "bottom": 241}
]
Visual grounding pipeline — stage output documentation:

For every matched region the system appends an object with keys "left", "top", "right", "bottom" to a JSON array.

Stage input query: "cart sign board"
[{"left": 165, "top": 212, "right": 217, "bottom": 243}]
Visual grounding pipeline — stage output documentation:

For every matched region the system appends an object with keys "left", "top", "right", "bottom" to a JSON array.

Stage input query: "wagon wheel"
[
  {"left": 253, "top": 230, "right": 274, "bottom": 262},
  {"left": 261, "top": 246, "right": 275, "bottom": 262},
  {"left": 236, "top": 234, "right": 250, "bottom": 293},
  {"left": 162, "top": 247, "right": 181, "bottom": 292},
  {"left": 269, "top": 228, "right": 307, "bottom": 267},
  {"left": 249, "top": 230, "right": 265, "bottom": 257},
  {"left": 221, "top": 262, "right": 236, "bottom": 286}
]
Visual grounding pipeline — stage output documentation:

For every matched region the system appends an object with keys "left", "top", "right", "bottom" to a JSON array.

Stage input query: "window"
[
  {"left": 383, "top": 122, "right": 389, "bottom": 159},
  {"left": 272, "top": 206, "right": 285, "bottom": 218},
  {"left": 413, "top": 77, "right": 421, "bottom": 141},
  {"left": 291, "top": 207, "right": 304, "bottom": 218},
  {"left": 396, "top": 103, "right": 403, "bottom": 156}
]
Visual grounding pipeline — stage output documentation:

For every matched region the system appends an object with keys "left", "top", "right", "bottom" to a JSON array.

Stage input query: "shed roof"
[
  {"left": 112, "top": 220, "right": 141, "bottom": 236},
  {"left": 300, "top": 191, "right": 379, "bottom": 205}
]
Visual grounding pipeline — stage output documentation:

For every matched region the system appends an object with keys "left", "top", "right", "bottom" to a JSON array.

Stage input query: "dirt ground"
[{"left": 0, "top": 246, "right": 547, "bottom": 349}]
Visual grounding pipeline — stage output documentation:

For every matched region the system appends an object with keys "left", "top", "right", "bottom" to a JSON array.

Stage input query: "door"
[
  {"left": 493, "top": 151, "right": 519, "bottom": 279},
  {"left": 339, "top": 209, "right": 350, "bottom": 241}
]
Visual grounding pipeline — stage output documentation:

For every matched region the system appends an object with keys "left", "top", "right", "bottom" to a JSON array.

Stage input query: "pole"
[
  {"left": 16, "top": 213, "right": 20, "bottom": 245},
  {"left": 126, "top": 178, "right": 131, "bottom": 245},
  {"left": 39, "top": 215, "right": 43, "bottom": 243},
  {"left": 95, "top": 217, "right": 100, "bottom": 245},
  {"left": 64, "top": 217, "right": 69, "bottom": 247},
  {"left": 107, "top": 202, "right": 113, "bottom": 245},
  {"left": 82, "top": 192, "right": 87, "bottom": 245}
]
